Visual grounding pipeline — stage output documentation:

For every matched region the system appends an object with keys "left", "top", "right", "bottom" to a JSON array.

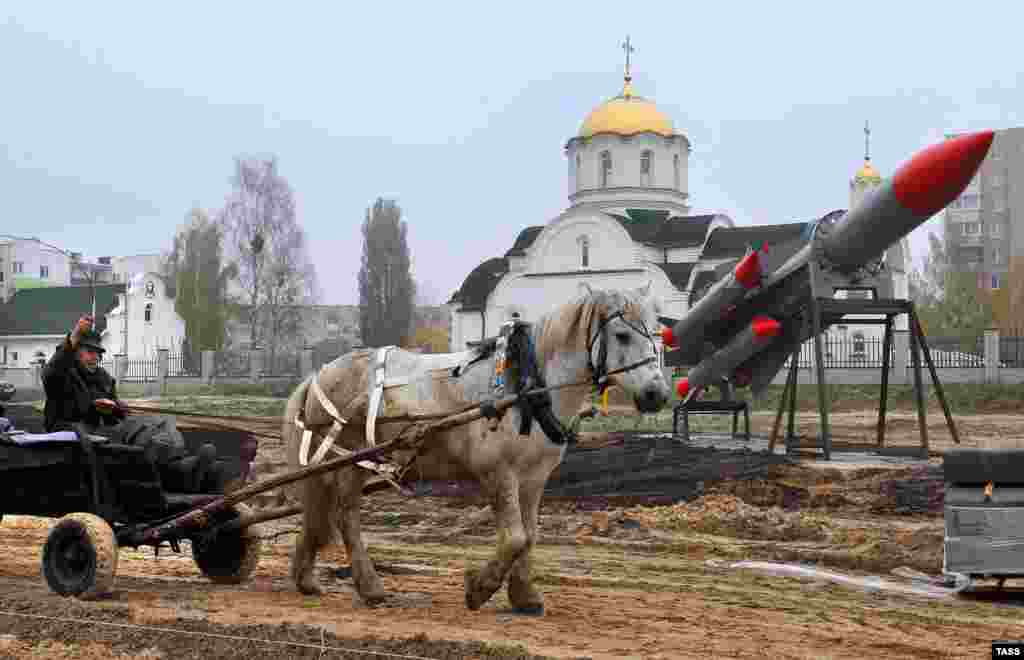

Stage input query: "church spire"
[{"left": 621, "top": 35, "right": 635, "bottom": 98}]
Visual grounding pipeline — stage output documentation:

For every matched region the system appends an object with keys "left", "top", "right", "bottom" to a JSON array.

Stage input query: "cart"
[{"left": 0, "top": 417, "right": 262, "bottom": 599}]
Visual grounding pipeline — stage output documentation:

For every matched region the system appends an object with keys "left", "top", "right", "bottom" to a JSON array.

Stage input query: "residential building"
[{"left": 943, "top": 126, "right": 1024, "bottom": 292}]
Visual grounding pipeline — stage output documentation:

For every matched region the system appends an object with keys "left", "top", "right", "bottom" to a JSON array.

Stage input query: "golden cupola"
[
  {"left": 853, "top": 120, "right": 883, "bottom": 185},
  {"left": 577, "top": 78, "right": 676, "bottom": 139}
]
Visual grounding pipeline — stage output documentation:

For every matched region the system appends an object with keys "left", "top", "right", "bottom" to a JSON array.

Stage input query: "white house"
[
  {"left": 0, "top": 272, "right": 186, "bottom": 375},
  {"left": 0, "top": 235, "right": 76, "bottom": 303}
]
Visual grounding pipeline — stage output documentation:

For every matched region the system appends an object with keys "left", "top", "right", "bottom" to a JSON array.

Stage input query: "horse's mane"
[{"left": 534, "top": 287, "right": 648, "bottom": 360}]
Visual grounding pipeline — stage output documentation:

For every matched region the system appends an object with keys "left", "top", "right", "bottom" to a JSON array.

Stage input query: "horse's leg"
[
  {"left": 465, "top": 470, "right": 527, "bottom": 610},
  {"left": 507, "top": 479, "right": 545, "bottom": 615},
  {"left": 336, "top": 464, "right": 387, "bottom": 605},
  {"left": 291, "top": 473, "right": 339, "bottom": 595}
]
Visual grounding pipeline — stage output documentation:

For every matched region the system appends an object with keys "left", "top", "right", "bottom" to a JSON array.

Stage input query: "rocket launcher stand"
[{"left": 767, "top": 245, "right": 961, "bottom": 461}]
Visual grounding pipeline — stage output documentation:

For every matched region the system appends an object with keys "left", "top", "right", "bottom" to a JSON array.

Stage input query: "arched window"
[
  {"left": 600, "top": 151, "right": 612, "bottom": 187},
  {"left": 673, "top": 154, "right": 680, "bottom": 190},
  {"left": 578, "top": 235, "right": 590, "bottom": 268},
  {"left": 144, "top": 303, "right": 153, "bottom": 323},
  {"left": 852, "top": 331, "right": 865, "bottom": 358},
  {"left": 640, "top": 150, "right": 653, "bottom": 186}
]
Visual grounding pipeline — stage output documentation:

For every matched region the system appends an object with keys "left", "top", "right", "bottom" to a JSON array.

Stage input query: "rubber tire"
[
  {"left": 944, "top": 448, "right": 1024, "bottom": 485},
  {"left": 41, "top": 512, "right": 118, "bottom": 600},
  {"left": 192, "top": 503, "right": 261, "bottom": 584}
]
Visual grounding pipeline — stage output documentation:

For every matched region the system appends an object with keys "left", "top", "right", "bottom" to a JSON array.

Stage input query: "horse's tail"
[
  {"left": 281, "top": 372, "right": 344, "bottom": 546},
  {"left": 282, "top": 373, "right": 312, "bottom": 469}
]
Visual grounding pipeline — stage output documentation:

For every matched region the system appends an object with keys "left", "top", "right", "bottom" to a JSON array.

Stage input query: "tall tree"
[
  {"left": 358, "top": 198, "right": 416, "bottom": 348},
  {"left": 218, "top": 156, "right": 317, "bottom": 358},
  {"left": 162, "top": 208, "right": 237, "bottom": 356}
]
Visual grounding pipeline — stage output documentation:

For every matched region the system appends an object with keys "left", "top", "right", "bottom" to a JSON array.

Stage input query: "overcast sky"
[{"left": 3, "top": 4, "right": 1019, "bottom": 305}]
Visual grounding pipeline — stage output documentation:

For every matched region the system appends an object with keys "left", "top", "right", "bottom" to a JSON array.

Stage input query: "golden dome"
[
  {"left": 854, "top": 159, "right": 882, "bottom": 184},
  {"left": 578, "top": 79, "right": 675, "bottom": 139}
]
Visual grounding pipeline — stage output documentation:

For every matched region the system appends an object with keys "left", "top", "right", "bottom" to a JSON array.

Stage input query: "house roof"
[
  {"left": 700, "top": 222, "right": 810, "bottom": 259},
  {"left": 606, "top": 210, "right": 717, "bottom": 248},
  {"left": 0, "top": 284, "right": 126, "bottom": 336},
  {"left": 447, "top": 257, "right": 509, "bottom": 311},
  {"left": 652, "top": 262, "right": 696, "bottom": 291},
  {"left": 505, "top": 226, "right": 545, "bottom": 257}
]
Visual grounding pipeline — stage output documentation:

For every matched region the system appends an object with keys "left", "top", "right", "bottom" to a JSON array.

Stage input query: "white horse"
[{"left": 281, "top": 284, "right": 670, "bottom": 613}]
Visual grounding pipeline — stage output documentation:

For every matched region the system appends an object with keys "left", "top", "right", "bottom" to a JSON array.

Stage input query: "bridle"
[{"left": 586, "top": 307, "right": 659, "bottom": 394}]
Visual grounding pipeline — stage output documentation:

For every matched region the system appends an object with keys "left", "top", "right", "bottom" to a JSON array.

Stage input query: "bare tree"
[{"left": 218, "top": 156, "right": 317, "bottom": 360}]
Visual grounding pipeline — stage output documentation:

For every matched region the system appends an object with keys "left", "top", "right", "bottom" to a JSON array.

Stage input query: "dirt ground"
[{"left": 4, "top": 410, "right": 1024, "bottom": 658}]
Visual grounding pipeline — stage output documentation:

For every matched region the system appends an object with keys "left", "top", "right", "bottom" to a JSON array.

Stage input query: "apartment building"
[{"left": 943, "top": 126, "right": 1024, "bottom": 291}]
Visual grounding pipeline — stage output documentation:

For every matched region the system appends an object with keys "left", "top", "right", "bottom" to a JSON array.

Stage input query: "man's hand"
[
  {"left": 71, "top": 315, "right": 94, "bottom": 347},
  {"left": 94, "top": 398, "right": 118, "bottom": 415}
]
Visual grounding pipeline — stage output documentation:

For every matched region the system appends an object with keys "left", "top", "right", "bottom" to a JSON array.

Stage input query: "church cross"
[
  {"left": 622, "top": 36, "right": 634, "bottom": 80},
  {"left": 864, "top": 120, "right": 871, "bottom": 161}
]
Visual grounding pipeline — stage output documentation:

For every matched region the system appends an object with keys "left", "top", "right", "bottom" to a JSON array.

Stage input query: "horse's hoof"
[
  {"left": 296, "top": 581, "right": 322, "bottom": 596},
  {"left": 356, "top": 591, "right": 389, "bottom": 607},
  {"left": 511, "top": 603, "right": 545, "bottom": 617}
]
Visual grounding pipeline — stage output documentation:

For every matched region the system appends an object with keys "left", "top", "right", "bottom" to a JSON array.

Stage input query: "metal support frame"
[{"left": 769, "top": 297, "right": 960, "bottom": 459}]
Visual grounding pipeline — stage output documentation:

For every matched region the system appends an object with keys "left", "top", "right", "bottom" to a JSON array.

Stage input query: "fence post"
[
  {"left": 892, "top": 329, "right": 909, "bottom": 386},
  {"left": 202, "top": 350, "right": 215, "bottom": 385},
  {"left": 250, "top": 346, "right": 262, "bottom": 383},
  {"left": 156, "top": 348, "right": 169, "bottom": 396},
  {"left": 984, "top": 327, "right": 999, "bottom": 385},
  {"left": 115, "top": 354, "right": 127, "bottom": 381},
  {"left": 301, "top": 347, "right": 314, "bottom": 376}
]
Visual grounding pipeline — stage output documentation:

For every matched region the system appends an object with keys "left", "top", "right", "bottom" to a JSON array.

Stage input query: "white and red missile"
[
  {"left": 661, "top": 244, "right": 767, "bottom": 352},
  {"left": 675, "top": 315, "right": 781, "bottom": 400},
  {"left": 667, "top": 130, "right": 995, "bottom": 397}
]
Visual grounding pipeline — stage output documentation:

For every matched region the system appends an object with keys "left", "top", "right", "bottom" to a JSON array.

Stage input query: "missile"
[
  {"left": 662, "top": 245, "right": 767, "bottom": 350},
  {"left": 769, "top": 130, "right": 995, "bottom": 283},
  {"left": 822, "top": 130, "right": 994, "bottom": 269},
  {"left": 675, "top": 315, "right": 782, "bottom": 400}
]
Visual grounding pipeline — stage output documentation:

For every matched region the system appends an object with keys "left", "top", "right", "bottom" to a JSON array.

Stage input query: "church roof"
[
  {"left": 700, "top": 222, "right": 810, "bottom": 259},
  {"left": 505, "top": 226, "right": 545, "bottom": 257},
  {"left": 608, "top": 210, "right": 716, "bottom": 247},
  {"left": 652, "top": 262, "right": 696, "bottom": 291},
  {"left": 0, "top": 284, "right": 126, "bottom": 337},
  {"left": 447, "top": 257, "right": 508, "bottom": 311}
]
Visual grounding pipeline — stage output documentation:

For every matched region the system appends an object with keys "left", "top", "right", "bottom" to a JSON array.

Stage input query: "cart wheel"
[
  {"left": 41, "top": 512, "right": 118, "bottom": 599},
  {"left": 192, "top": 503, "right": 261, "bottom": 584}
]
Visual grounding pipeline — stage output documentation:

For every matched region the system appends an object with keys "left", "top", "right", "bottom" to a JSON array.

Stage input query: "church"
[{"left": 446, "top": 51, "right": 909, "bottom": 362}]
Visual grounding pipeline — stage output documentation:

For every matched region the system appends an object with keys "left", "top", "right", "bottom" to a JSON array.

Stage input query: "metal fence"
[
  {"left": 121, "top": 356, "right": 160, "bottom": 382},
  {"left": 771, "top": 335, "right": 986, "bottom": 370},
  {"left": 264, "top": 352, "right": 301, "bottom": 377},
  {"left": 1000, "top": 332, "right": 1024, "bottom": 368},
  {"left": 167, "top": 350, "right": 201, "bottom": 377},
  {"left": 214, "top": 351, "right": 252, "bottom": 378}
]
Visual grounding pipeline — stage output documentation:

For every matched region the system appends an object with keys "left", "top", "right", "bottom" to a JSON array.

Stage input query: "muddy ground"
[{"left": 3, "top": 406, "right": 1024, "bottom": 658}]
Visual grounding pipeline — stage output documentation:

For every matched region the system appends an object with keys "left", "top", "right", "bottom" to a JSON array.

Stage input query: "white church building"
[{"left": 446, "top": 65, "right": 910, "bottom": 363}]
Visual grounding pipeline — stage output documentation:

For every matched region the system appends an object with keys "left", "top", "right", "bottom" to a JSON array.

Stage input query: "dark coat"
[{"left": 41, "top": 335, "right": 126, "bottom": 432}]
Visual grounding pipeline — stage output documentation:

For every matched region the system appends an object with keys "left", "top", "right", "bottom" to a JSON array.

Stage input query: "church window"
[
  {"left": 852, "top": 331, "right": 865, "bottom": 357},
  {"left": 640, "top": 150, "right": 653, "bottom": 186},
  {"left": 673, "top": 154, "right": 680, "bottom": 189},
  {"left": 579, "top": 236, "right": 590, "bottom": 268},
  {"left": 144, "top": 303, "right": 153, "bottom": 323},
  {"left": 600, "top": 151, "right": 612, "bottom": 187}
]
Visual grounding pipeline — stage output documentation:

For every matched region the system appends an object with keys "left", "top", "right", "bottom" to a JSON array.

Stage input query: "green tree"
[
  {"left": 163, "top": 208, "right": 238, "bottom": 354},
  {"left": 358, "top": 198, "right": 416, "bottom": 348},
  {"left": 910, "top": 230, "right": 993, "bottom": 349}
]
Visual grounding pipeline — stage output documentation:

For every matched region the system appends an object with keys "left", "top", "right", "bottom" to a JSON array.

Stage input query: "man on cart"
[{"left": 41, "top": 315, "right": 225, "bottom": 493}]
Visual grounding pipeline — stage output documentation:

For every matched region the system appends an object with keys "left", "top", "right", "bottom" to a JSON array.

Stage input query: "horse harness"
[
  {"left": 293, "top": 307, "right": 660, "bottom": 477},
  {"left": 293, "top": 347, "right": 403, "bottom": 490}
]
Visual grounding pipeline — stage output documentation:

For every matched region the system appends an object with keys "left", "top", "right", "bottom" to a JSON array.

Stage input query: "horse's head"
[{"left": 558, "top": 282, "right": 671, "bottom": 414}]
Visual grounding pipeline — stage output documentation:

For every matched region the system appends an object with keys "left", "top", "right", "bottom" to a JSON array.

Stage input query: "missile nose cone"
[
  {"left": 751, "top": 316, "right": 781, "bottom": 339},
  {"left": 675, "top": 377, "right": 689, "bottom": 399},
  {"left": 661, "top": 326, "right": 676, "bottom": 347},
  {"left": 893, "top": 130, "right": 995, "bottom": 218},
  {"left": 735, "top": 249, "right": 763, "bottom": 289}
]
